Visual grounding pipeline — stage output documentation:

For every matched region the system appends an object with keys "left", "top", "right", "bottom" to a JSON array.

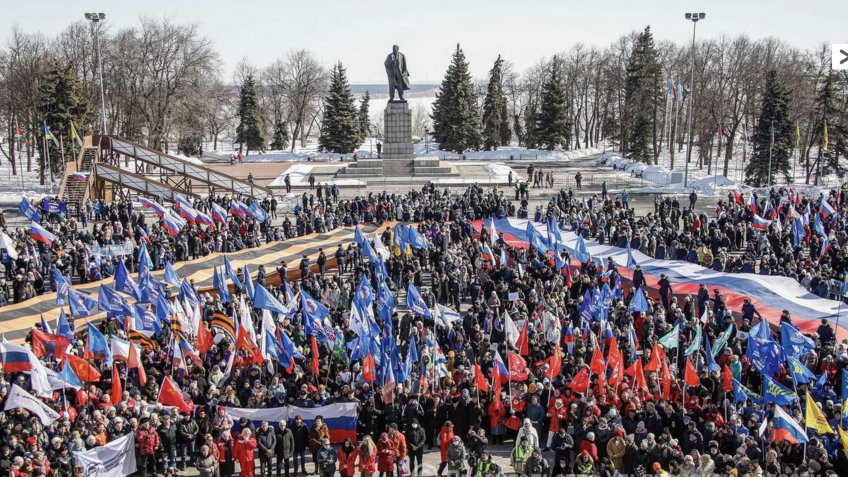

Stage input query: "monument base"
[{"left": 339, "top": 100, "right": 457, "bottom": 180}]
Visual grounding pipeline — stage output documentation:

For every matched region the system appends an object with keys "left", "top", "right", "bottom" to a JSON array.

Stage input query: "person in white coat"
[{"left": 515, "top": 418, "right": 539, "bottom": 449}]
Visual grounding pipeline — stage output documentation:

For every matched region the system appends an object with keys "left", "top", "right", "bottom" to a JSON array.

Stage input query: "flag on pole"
[
  {"left": 70, "top": 122, "right": 83, "bottom": 147},
  {"left": 805, "top": 391, "right": 835, "bottom": 434}
]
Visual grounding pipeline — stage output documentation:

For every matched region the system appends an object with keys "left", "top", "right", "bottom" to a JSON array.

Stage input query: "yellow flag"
[
  {"left": 839, "top": 426, "right": 848, "bottom": 457},
  {"left": 806, "top": 391, "right": 835, "bottom": 434},
  {"left": 823, "top": 120, "right": 829, "bottom": 153},
  {"left": 70, "top": 122, "right": 83, "bottom": 147}
]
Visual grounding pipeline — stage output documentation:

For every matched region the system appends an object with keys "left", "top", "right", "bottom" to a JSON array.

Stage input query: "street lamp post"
[
  {"left": 425, "top": 128, "right": 430, "bottom": 154},
  {"left": 85, "top": 12, "right": 107, "bottom": 135},
  {"left": 683, "top": 12, "right": 705, "bottom": 189}
]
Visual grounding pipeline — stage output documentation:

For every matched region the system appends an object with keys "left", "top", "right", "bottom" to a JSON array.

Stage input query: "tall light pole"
[
  {"left": 85, "top": 12, "right": 107, "bottom": 135},
  {"left": 683, "top": 12, "right": 705, "bottom": 189}
]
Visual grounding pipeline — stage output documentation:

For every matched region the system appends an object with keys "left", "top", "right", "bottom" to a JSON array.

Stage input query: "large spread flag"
[
  {"left": 4, "top": 384, "right": 59, "bottom": 425},
  {"left": 805, "top": 391, "right": 835, "bottom": 434},
  {"left": 772, "top": 405, "right": 808, "bottom": 444},
  {"left": 158, "top": 376, "right": 192, "bottom": 412},
  {"left": 406, "top": 283, "right": 432, "bottom": 318}
]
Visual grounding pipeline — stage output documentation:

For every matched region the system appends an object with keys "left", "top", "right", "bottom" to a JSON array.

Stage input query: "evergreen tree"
[
  {"left": 482, "top": 55, "right": 510, "bottom": 150},
  {"left": 431, "top": 44, "right": 483, "bottom": 153},
  {"left": 813, "top": 71, "right": 847, "bottom": 179},
  {"left": 358, "top": 90, "right": 371, "bottom": 143},
  {"left": 745, "top": 69, "right": 793, "bottom": 186},
  {"left": 534, "top": 58, "right": 570, "bottom": 151},
  {"left": 318, "top": 62, "right": 361, "bottom": 153},
  {"left": 270, "top": 120, "right": 290, "bottom": 150},
  {"left": 513, "top": 112, "right": 525, "bottom": 148},
  {"left": 623, "top": 26, "right": 661, "bottom": 163},
  {"left": 37, "top": 59, "right": 92, "bottom": 184},
  {"left": 236, "top": 74, "right": 265, "bottom": 154}
]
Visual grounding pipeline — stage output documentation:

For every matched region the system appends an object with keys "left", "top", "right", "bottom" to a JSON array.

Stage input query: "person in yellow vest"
[
  {"left": 510, "top": 436, "right": 531, "bottom": 475},
  {"left": 652, "top": 461, "right": 669, "bottom": 477}
]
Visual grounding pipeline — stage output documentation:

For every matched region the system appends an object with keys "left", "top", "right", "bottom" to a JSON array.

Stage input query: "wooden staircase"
[{"left": 60, "top": 146, "right": 98, "bottom": 206}]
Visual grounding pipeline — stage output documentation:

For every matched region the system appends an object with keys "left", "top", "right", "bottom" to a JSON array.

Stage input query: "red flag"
[
  {"left": 507, "top": 350, "right": 529, "bottom": 381},
  {"left": 310, "top": 336, "right": 320, "bottom": 375},
  {"left": 196, "top": 323, "right": 213, "bottom": 356},
  {"left": 128, "top": 339, "right": 147, "bottom": 386},
  {"left": 516, "top": 320, "right": 529, "bottom": 356},
  {"left": 362, "top": 353, "right": 376, "bottom": 382},
  {"left": 643, "top": 343, "right": 666, "bottom": 372},
  {"left": 684, "top": 358, "right": 700, "bottom": 387},
  {"left": 569, "top": 366, "right": 590, "bottom": 393},
  {"left": 660, "top": 358, "right": 672, "bottom": 401},
  {"left": 733, "top": 191, "right": 744, "bottom": 206},
  {"left": 722, "top": 364, "right": 733, "bottom": 392},
  {"left": 158, "top": 376, "right": 192, "bottom": 413},
  {"left": 535, "top": 343, "right": 563, "bottom": 379},
  {"left": 607, "top": 338, "right": 621, "bottom": 372},
  {"left": 235, "top": 324, "right": 264, "bottom": 364},
  {"left": 589, "top": 344, "right": 606, "bottom": 375},
  {"left": 625, "top": 359, "right": 648, "bottom": 391},
  {"left": 608, "top": 357, "right": 624, "bottom": 386},
  {"left": 474, "top": 364, "right": 489, "bottom": 392},
  {"left": 31, "top": 329, "right": 71, "bottom": 360},
  {"left": 110, "top": 364, "right": 122, "bottom": 406},
  {"left": 492, "top": 369, "right": 502, "bottom": 405},
  {"left": 66, "top": 354, "right": 101, "bottom": 382}
]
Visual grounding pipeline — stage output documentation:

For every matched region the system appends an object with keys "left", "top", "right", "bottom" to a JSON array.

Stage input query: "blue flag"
[
  {"left": 163, "top": 261, "right": 181, "bottom": 287},
  {"left": 626, "top": 243, "right": 637, "bottom": 269},
  {"left": 223, "top": 256, "right": 243, "bottom": 290},
  {"left": 52, "top": 268, "right": 70, "bottom": 306},
  {"left": 155, "top": 293, "right": 172, "bottom": 325},
  {"left": 278, "top": 329, "right": 305, "bottom": 367},
  {"left": 732, "top": 378, "right": 764, "bottom": 405},
  {"left": 302, "top": 290, "right": 331, "bottom": 340},
  {"left": 248, "top": 202, "right": 269, "bottom": 223},
  {"left": 243, "top": 265, "right": 255, "bottom": 301},
  {"left": 407, "top": 227, "right": 429, "bottom": 250},
  {"left": 406, "top": 283, "right": 432, "bottom": 319},
  {"left": 573, "top": 234, "right": 590, "bottom": 263},
  {"left": 18, "top": 197, "right": 41, "bottom": 222},
  {"left": 704, "top": 335, "right": 720, "bottom": 373},
  {"left": 98, "top": 284, "right": 128, "bottom": 316},
  {"left": 253, "top": 284, "right": 289, "bottom": 315},
  {"left": 786, "top": 355, "right": 817, "bottom": 384},
  {"left": 353, "top": 275, "right": 374, "bottom": 309},
  {"left": 780, "top": 322, "right": 815, "bottom": 358},
  {"left": 58, "top": 359, "right": 84, "bottom": 389},
  {"left": 86, "top": 323, "right": 112, "bottom": 367},
  {"left": 750, "top": 340, "right": 783, "bottom": 376},
  {"left": 526, "top": 224, "right": 549, "bottom": 254},
  {"left": 627, "top": 287, "right": 649, "bottom": 313},
  {"left": 763, "top": 374, "right": 798, "bottom": 405},
  {"left": 133, "top": 304, "right": 162, "bottom": 336},
  {"left": 354, "top": 225, "right": 367, "bottom": 245},
  {"left": 68, "top": 288, "right": 97, "bottom": 317},
  {"left": 56, "top": 309, "right": 74, "bottom": 339},
  {"left": 212, "top": 266, "right": 231, "bottom": 304},
  {"left": 114, "top": 259, "right": 141, "bottom": 300},
  {"left": 376, "top": 280, "right": 395, "bottom": 328}
]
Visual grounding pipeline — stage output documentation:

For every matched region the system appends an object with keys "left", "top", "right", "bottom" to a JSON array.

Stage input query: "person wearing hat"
[
  {"left": 446, "top": 435, "right": 467, "bottom": 476},
  {"left": 515, "top": 418, "right": 539, "bottom": 450},
  {"left": 136, "top": 417, "right": 160, "bottom": 477},
  {"left": 510, "top": 437, "right": 532, "bottom": 475},
  {"left": 574, "top": 449, "right": 594, "bottom": 476},
  {"left": 652, "top": 461, "right": 669, "bottom": 477},
  {"left": 525, "top": 447, "right": 549, "bottom": 476},
  {"left": 405, "top": 418, "right": 426, "bottom": 476},
  {"left": 578, "top": 432, "right": 598, "bottom": 464},
  {"left": 606, "top": 428, "right": 627, "bottom": 471}
]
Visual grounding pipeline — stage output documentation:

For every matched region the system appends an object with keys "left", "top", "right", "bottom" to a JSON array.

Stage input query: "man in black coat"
[
  {"left": 291, "top": 416, "right": 309, "bottom": 475},
  {"left": 257, "top": 421, "right": 277, "bottom": 477},
  {"left": 275, "top": 420, "right": 295, "bottom": 477},
  {"left": 405, "top": 418, "right": 427, "bottom": 477}
]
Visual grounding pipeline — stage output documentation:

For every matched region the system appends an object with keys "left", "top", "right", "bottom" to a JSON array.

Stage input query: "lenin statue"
[{"left": 385, "top": 45, "right": 410, "bottom": 101}]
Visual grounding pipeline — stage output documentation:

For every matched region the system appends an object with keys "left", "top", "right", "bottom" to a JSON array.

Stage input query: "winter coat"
[
  {"left": 197, "top": 454, "right": 218, "bottom": 477},
  {"left": 447, "top": 443, "right": 466, "bottom": 470},
  {"left": 177, "top": 418, "right": 199, "bottom": 443},
  {"left": 358, "top": 447, "right": 377, "bottom": 473},
  {"left": 377, "top": 441, "right": 396, "bottom": 472},
  {"left": 292, "top": 422, "right": 309, "bottom": 452},
  {"left": 158, "top": 422, "right": 177, "bottom": 450},
  {"left": 606, "top": 437, "right": 627, "bottom": 471},
  {"left": 256, "top": 427, "right": 277, "bottom": 457},
  {"left": 275, "top": 428, "right": 295, "bottom": 458},
  {"left": 439, "top": 427, "right": 454, "bottom": 462},
  {"left": 136, "top": 428, "right": 160, "bottom": 456},
  {"left": 308, "top": 423, "right": 330, "bottom": 453},
  {"left": 337, "top": 445, "right": 358, "bottom": 477}
]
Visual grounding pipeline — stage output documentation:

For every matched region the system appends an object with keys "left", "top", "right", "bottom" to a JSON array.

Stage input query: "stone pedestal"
[{"left": 382, "top": 101, "right": 414, "bottom": 159}]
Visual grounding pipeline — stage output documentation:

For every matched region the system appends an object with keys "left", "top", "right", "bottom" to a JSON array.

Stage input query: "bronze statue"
[{"left": 384, "top": 45, "right": 410, "bottom": 101}]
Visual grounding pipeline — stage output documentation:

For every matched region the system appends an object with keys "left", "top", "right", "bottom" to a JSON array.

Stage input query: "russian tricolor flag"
[
  {"left": 481, "top": 243, "right": 495, "bottom": 266},
  {"left": 0, "top": 342, "right": 33, "bottom": 373},
  {"left": 227, "top": 403, "right": 357, "bottom": 443},
  {"left": 70, "top": 172, "right": 88, "bottom": 181},
  {"left": 29, "top": 223, "right": 55, "bottom": 245},
  {"left": 820, "top": 198, "right": 836, "bottom": 218},
  {"left": 211, "top": 202, "right": 228, "bottom": 223},
  {"left": 162, "top": 212, "right": 185, "bottom": 236},
  {"left": 752, "top": 214, "right": 772, "bottom": 230},
  {"left": 771, "top": 405, "right": 808, "bottom": 443},
  {"left": 747, "top": 193, "right": 758, "bottom": 214}
]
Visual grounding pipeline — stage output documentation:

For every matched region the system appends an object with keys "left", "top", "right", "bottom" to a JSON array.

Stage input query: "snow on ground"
[
  {"left": 266, "top": 164, "right": 365, "bottom": 187},
  {"left": 0, "top": 157, "right": 56, "bottom": 204}
]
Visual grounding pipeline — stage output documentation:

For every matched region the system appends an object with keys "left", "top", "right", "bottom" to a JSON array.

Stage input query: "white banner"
[
  {"left": 97, "top": 243, "right": 134, "bottom": 258},
  {"left": 3, "top": 384, "right": 60, "bottom": 425},
  {"left": 75, "top": 433, "right": 137, "bottom": 477}
]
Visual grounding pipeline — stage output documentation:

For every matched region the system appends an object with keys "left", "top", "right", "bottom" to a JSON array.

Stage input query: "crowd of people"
[{"left": 0, "top": 179, "right": 846, "bottom": 477}]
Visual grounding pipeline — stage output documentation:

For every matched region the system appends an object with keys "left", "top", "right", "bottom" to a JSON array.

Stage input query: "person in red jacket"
[
  {"left": 376, "top": 433, "right": 397, "bottom": 476},
  {"left": 337, "top": 438, "right": 358, "bottom": 477},
  {"left": 487, "top": 399, "right": 507, "bottom": 444},
  {"left": 358, "top": 436, "right": 378, "bottom": 477},
  {"left": 216, "top": 431, "right": 236, "bottom": 477},
  {"left": 437, "top": 421, "right": 454, "bottom": 476},
  {"left": 233, "top": 428, "right": 258, "bottom": 477},
  {"left": 546, "top": 398, "right": 569, "bottom": 448},
  {"left": 136, "top": 418, "right": 160, "bottom": 477},
  {"left": 577, "top": 432, "right": 599, "bottom": 464}
]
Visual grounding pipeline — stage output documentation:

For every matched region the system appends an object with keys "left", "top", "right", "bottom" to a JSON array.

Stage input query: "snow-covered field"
[{"left": 0, "top": 157, "right": 56, "bottom": 204}]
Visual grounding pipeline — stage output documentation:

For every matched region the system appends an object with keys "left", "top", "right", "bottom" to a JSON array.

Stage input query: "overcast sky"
[{"left": 3, "top": 0, "right": 843, "bottom": 83}]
